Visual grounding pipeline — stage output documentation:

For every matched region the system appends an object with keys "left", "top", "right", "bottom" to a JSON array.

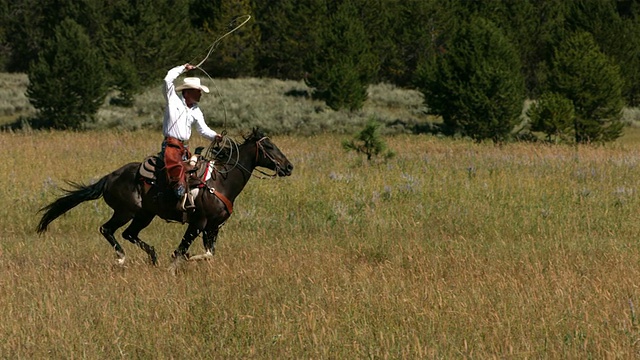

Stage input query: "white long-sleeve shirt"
[{"left": 162, "top": 65, "right": 218, "bottom": 142}]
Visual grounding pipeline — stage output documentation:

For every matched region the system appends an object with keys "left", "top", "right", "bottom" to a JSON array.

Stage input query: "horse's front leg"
[
  {"left": 169, "top": 223, "right": 203, "bottom": 274},
  {"left": 188, "top": 226, "right": 219, "bottom": 261},
  {"left": 172, "top": 223, "right": 203, "bottom": 258},
  {"left": 203, "top": 227, "right": 218, "bottom": 256}
]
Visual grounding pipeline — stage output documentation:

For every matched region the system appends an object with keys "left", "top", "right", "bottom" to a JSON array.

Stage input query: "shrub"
[
  {"left": 342, "top": 119, "right": 395, "bottom": 161},
  {"left": 527, "top": 92, "right": 575, "bottom": 143}
]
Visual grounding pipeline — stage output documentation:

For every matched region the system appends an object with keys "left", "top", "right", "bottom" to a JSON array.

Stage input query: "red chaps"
[{"left": 163, "top": 137, "right": 190, "bottom": 194}]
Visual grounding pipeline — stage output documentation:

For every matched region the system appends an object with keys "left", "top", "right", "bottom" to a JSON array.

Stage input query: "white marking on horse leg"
[
  {"left": 116, "top": 252, "right": 126, "bottom": 266},
  {"left": 188, "top": 250, "right": 214, "bottom": 261}
]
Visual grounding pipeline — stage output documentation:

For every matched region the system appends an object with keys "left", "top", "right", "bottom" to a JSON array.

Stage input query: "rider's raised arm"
[{"left": 163, "top": 64, "right": 187, "bottom": 102}]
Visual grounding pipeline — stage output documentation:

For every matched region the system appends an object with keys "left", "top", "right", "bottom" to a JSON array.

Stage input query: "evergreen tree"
[
  {"left": 199, "top": 0, "right": 260, "bottom": 78},
  {"left": 354, "top": 0, "right": 402, "bottom": 85},
  {"left": 548, "top": 31, "right": 624, "bottom": 143},
  {"left": 0, "top": 0, "right": 8, "bottom": 70},
  {"left": 342, "top": 118, "right": 395, "bottom": 161},
  {"left": 27, "top": 18, "right": 107, "bottom": 129},
  {"left": 304, "top": 1, "right": 377, "bottom": 111},
  {"left": 614, "top": 17, "right": 640, "bottom": 105},
  {"left": 527, "top": 92, "right": 575, "bottom": 143},
  {"left": 101, "top": 0, "right": 200, "bottom": 102},
  {"left": 416, "top": 16, "right": 525, "bottom": 142},
  {"left": 5, "top": 0, "right": 63, "bottom": 72},
  {"left": 475, "top": 0, "right": 569, "bottom": 98},
  {"left": 254, "top": 0, "right": 311, "bottom": 79},
  {"left": 563, "top": 1, "right": 640, "bottom": 105}
]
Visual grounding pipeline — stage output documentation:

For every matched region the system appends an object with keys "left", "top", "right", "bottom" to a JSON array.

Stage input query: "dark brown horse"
[{"left": 36, "top": 128, "right": 293, "bottom": 270}]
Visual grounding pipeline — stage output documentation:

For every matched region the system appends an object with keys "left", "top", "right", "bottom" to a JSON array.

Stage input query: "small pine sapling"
[{"left": 342, "top": 119, "right": 395, "bottom": 161}]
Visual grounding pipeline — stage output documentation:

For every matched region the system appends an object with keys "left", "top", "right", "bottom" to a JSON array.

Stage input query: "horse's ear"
[
  {"left": 244, "top": 127, "right": 264, "bottom": 142},
  {"left": 195, "top": 146, "right": 205, "bottom": 155},
  {"left": 253, "top": 127, "right": 265, "bottom": 139}
]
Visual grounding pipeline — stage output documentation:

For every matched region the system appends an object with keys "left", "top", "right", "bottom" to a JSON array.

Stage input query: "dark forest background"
[{"left": 2, "top": 0, "right": 640, "bottom": 142}]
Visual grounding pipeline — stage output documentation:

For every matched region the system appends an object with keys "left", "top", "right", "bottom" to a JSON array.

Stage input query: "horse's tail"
[{"left": 36, "top": 176, "right": 109, "bottom": 233}]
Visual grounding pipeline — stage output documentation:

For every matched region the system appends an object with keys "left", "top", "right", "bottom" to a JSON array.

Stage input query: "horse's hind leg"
[
  {"left": 121, "top": 211, "right": 158, "bottom": 265},
  {"left": 100, "top": 212, "right": 133, "bottom": 265}
]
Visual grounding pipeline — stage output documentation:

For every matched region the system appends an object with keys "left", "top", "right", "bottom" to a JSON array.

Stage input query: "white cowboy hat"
[{"left": 175, "top": 77, "right": 210, "bottom": 93}]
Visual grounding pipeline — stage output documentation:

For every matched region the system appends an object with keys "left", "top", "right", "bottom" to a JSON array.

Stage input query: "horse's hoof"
[
  {"left": 171, "top": 251, "right": 190, "bottom": 259},
  {"left": 168, "top": 253, "right": 188, "bottom": 275},
  {"left": 115, "top": 256, "right": 126, "bottom": 267},
  {"left": 188, "top": 251, "right": 214, "bottom": 261}
]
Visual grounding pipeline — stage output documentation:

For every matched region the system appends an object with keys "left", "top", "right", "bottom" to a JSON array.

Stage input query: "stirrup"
[{"left": 178, "top": 192, "right": 195, "bottom": 211}]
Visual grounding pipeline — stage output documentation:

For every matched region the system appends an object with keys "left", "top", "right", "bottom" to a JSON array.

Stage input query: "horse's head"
[{"left": 245, "top": 128, "right": 293, "bottom": 177}]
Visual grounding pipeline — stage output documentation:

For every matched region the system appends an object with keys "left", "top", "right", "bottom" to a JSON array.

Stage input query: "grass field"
[
  {"left": 5, "top": 72, "right": 640, "bottom": 357},
  {"left": 3, "top": 128, "right": 640, "bottom": 358}
]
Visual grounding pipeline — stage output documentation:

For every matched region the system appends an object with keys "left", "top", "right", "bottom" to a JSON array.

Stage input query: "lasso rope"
[
  {"left": 188, "top": 14, "right": 252, "bottom": 134},
  {"left": 190, "top": 15, "right": 252, "bottom": 69}
]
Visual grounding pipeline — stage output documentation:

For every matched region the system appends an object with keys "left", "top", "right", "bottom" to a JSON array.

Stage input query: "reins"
[
  {"left": 192, "top": 134, "right": 279, "bottom": 215},
  {"left": 206, "top": 135, "right": 279, "bottom": 179}
]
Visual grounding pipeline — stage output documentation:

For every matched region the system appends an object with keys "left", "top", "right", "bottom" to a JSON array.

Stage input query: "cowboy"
[{"left": 161, "top": 63, "right": 221, "bottom": 211}]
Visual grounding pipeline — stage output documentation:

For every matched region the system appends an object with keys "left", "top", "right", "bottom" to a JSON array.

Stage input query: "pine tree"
[
  {"left": 416, "top": 16, "right": 525, "bottom": 142},
  {"left": 563, "top": 1, "right": 640, "bottom": 105},
  {"left": 101, "top": 0, "right": 200, "bottom": 101},
  {"left": 254, "top": 0, "right": 306, "bottom": 79},
  {"left": 342, "top": 118, "right": 394, "bottom": 161},
  {"left": 0, "top": 0, "right": 7, "bottom": 68},
  {"left": 548, "top": 31, "right": 624, "bottom": 143},
  {"left": 388, "top": 0, "right": 464, "bottom": 87},
  {"left": 27, "top": 18, "right": 107, "bottom": 129},
  {"left": 199, "top": 0, "right": 260, "bottom": 78},
  {"left": 304, "top": 1, "right": 377, "bottom": 111},
  {"left": 527, "top": 92, "right": 575, "bottom": 142}
]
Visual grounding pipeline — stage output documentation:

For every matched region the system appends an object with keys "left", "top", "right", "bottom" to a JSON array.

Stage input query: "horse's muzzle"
[{"left": 277, "top": 162, "right": 294, "bottom": 177}]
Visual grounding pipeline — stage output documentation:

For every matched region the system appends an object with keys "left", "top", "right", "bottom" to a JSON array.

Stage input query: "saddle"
[
  {"left": 138, "top": 155, "right": 211, "bottom": 191},
  {"left": 137, "top": 153, "right": 232, "bottom": 220}
]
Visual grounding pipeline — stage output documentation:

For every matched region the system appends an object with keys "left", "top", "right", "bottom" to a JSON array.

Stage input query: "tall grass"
[{"left": 3, "top": 129, "right": 640, "bottom": 357}]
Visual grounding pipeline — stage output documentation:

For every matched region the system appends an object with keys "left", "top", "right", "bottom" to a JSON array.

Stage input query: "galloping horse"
[{"left": 36, "top": 128, "right": 293, "bottom": 269}]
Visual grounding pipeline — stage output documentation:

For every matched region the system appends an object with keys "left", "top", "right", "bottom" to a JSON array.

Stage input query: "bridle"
[
  {"left": 197, "top": 135, "right": 279, "bottom": 215},
  {"left": 217, "top": 136, "right": 280, "bottom": 179},
  {"left": 248, "top": 137, "right": 280, "bottom": 178}
]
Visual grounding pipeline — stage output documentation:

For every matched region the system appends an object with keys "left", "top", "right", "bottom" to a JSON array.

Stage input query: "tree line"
[{"left": 1, "top": 0, "right": 639, "bottom": 142}]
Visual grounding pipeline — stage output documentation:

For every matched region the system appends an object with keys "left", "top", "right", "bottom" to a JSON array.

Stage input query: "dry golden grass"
[{"left": 4, "top": 129, "right": 640, "bottom": 358}]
